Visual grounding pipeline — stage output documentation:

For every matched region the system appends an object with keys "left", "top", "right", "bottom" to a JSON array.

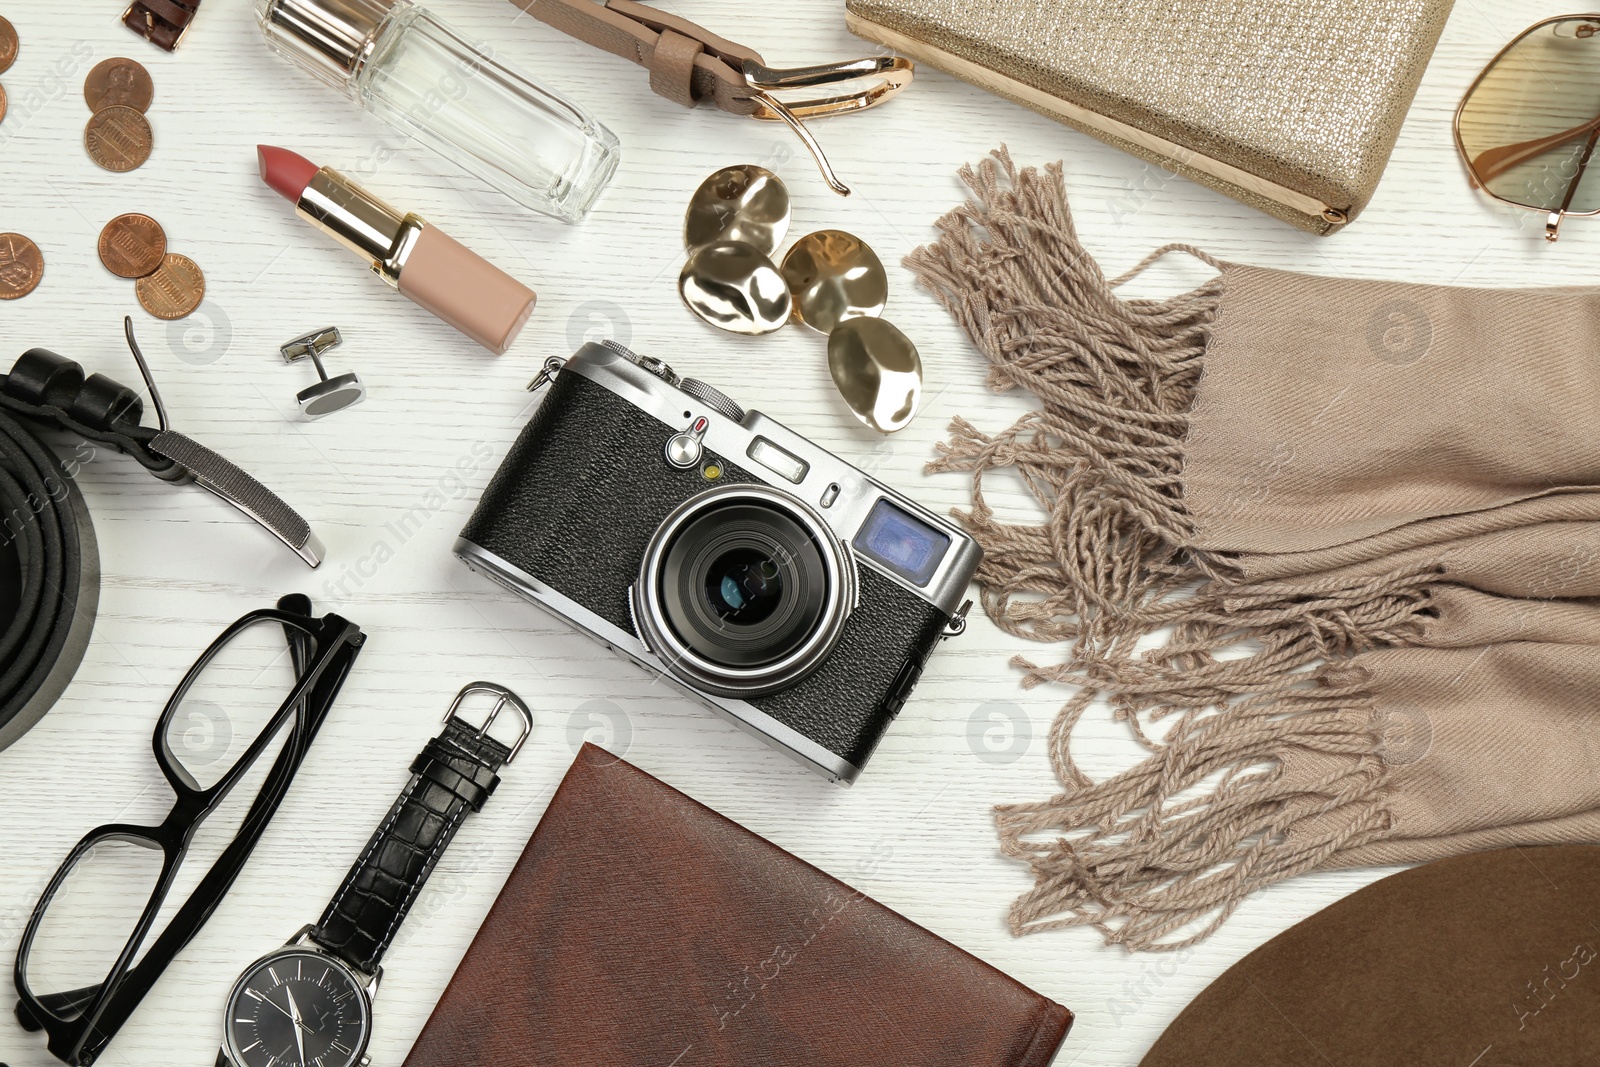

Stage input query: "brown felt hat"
[{"left": 1141, "top": 846, "right": 1600, "bottom": 1066}]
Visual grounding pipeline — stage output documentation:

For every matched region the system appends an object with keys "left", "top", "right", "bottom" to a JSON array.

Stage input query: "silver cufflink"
[{"left": 281, "top": 327, "right": 365, "bottom": 419}]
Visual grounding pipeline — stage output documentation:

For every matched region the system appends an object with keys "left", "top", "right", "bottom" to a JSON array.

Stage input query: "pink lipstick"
[{"left": 257, "top": 145, "right": 536, "bottom": 355}]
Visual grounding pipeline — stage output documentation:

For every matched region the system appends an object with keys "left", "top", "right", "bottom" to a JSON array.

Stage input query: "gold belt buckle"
[{"left": 741, "top": 56, "right": 914, "bottom": 196}]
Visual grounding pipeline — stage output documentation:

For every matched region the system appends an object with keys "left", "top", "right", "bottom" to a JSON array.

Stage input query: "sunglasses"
[{"left": 1456, "top": 13, "right": 1600, "bottom": 241}]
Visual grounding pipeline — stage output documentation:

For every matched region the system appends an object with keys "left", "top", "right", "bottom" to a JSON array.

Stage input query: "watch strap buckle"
[
  {"left": 443, "top": 681, "right": 534, "bottom": 762},
  {"left": 122, "top": 0, "right": 202, "bottom": 51}
]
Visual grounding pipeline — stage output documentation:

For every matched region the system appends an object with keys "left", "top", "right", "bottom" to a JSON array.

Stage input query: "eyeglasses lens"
[
  {"left": 23, "top": 835, "right": 165, "bottom": 1019},
  {"left": 1460, "top": 17, "right": 1600, "bottom": 214},
  {"left": 165, "top": 618, "right": 305, "bottom": 792}
]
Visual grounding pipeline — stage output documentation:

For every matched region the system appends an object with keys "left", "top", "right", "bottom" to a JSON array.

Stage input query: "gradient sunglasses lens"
[{"left": 1458, "top": 16, "right": 1600, "bottom": 229}]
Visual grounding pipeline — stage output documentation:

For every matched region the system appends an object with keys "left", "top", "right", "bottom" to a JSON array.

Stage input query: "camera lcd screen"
[{"left": 852, "top": 498, "right": 951, "bottom": 587}]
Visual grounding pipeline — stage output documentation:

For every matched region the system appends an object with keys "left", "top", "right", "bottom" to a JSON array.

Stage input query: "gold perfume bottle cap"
[{"left": 257, "top": 0, "right": 396, "bottom": 96}]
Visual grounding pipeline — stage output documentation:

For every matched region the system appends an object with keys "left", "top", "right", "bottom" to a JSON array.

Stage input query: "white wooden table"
[{"left": 0, "top": 1, "right": 1582, "bottom": 1064}]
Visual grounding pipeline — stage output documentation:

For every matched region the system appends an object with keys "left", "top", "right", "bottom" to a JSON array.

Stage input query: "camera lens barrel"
[{"left": 632, "top": 484, "right": 856, "bottom": 698}]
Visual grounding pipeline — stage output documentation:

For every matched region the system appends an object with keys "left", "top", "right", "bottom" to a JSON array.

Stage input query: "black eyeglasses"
[{"left": 12, "top": 594, "right": 365, "bottom": 1066}]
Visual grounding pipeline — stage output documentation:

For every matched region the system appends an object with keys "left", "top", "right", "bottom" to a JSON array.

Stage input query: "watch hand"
[
  {"left": 285, "top": 985, "right": 308, "bottom": 1065},
  {"left": 257, "top": 988, "right": 315, "bottom": 1036}
]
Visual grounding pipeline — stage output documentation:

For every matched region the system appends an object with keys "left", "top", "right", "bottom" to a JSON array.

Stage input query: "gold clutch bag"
[{"left": 845, "top": 0, "right": 1454, "bottom": 233}]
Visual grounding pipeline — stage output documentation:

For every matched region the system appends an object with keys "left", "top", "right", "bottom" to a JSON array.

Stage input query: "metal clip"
[
  {"left": 741, "top": 56, "right": 914, "bottom": 197},
  {"left": 526, "top": 355, "right": 567, "bottom": 392},
  {"left": 443, "top": 681, "right": 535, "bottom": 762},
  {"left": 122, "top": 317, "right": 325, "bottom": 568}
]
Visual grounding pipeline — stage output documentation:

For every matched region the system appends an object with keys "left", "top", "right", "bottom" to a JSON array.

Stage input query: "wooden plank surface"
[{"left": 0, "top": 1, "right": 1582, "bottom": 1064}]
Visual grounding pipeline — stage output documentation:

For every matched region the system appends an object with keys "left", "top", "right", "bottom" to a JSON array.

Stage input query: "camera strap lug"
[
  {"left": 942, "top": 599, "right": 972, "bottom": 639},
  {"left": 526, "top": 356, "right": 567, "bottom": 393}
]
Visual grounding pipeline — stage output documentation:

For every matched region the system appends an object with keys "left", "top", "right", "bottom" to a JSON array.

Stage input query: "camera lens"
[
  {"left": 661, "top": 502, "right": 827, "bottom": 669},
  {"left": 634, "top": 485, "right": 856, "bottom": 697},
  {"left": 706, "top": 548, "right": 783, "bottom": 624}
]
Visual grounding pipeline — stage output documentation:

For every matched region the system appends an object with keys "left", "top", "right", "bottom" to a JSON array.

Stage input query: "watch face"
[{"left": 224, "top": 950, "right": 371, "bottom": 1067}]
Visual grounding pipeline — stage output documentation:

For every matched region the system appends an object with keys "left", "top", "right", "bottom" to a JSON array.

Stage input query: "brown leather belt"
[
  {"left": 515, "top": 0, "right": 764, "bottom": 113},
  {"left": 511, "top": 0, "right": 913, "bottom": 194},
  {"left": 123, "top": 0, "right": 202, "bottom": 51}
]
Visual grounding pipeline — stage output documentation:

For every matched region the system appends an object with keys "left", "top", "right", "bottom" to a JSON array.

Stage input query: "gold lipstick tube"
[
  {"left": 295, "top": 168, "right": 426, "bottom": 289},
  {"left": 278, "top": 160, "right": 538, "bottom": 355}
]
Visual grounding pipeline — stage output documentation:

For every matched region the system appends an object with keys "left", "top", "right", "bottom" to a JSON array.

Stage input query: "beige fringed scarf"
[{"left": 910, "top": 148, "right": 1600, "bottom": 951}]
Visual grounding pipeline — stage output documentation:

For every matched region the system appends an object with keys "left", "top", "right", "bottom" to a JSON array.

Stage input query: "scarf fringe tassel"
[{"left": 910, "top": 148, "right": 1430, "bottom": 950}]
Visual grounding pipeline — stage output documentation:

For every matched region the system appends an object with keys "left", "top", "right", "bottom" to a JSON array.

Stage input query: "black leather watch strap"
[{"left": 310, "top": 687, "right": 529, "bottom": 974}]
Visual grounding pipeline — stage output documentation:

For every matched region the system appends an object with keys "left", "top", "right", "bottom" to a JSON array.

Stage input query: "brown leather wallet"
[{"left": 403, "top": 744, "right": 1073, "bottom": 1066}]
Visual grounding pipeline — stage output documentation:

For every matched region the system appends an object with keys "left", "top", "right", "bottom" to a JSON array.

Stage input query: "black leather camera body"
[{"left": 456, "top": 342, "right": 982, "bottom": 782}]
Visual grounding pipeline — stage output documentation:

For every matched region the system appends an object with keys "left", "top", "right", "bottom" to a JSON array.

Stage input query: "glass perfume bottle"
[{"left": 257, "top": 0, "right": 620, "bottom": 223}]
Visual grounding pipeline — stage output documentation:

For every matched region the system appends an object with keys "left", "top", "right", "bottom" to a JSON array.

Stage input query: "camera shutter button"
[{"left": 666, "top": 416, "right": 710, "bottom": 468}]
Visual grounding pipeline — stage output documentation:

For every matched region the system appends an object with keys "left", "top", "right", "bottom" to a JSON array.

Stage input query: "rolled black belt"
[
  {"left": 0, "top": 332, "right": 324, "bottom": 749},
  {"left": 0, "top": 408, "right": 98, "bottom": 752}
]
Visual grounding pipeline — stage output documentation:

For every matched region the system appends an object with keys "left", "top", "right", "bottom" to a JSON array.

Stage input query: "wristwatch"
[{"left": 216, "top": 683, "right": 532, "bottom": 1067}]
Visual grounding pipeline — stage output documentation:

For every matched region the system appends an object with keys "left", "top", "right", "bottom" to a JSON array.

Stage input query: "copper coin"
[
  {"left": 0, "top": 233, "right": 44, "bottom": 300},
  {"left": 0, "top": 83, "right": 7, "bottom": 128},
  {"left": 84, "top": 106, "right": 153, "bottom": 173},
  {"left": 84, "top": 57, "right": 154, "bottom": 113},
  {"left": 98, "top": 214, "right": 168, "bottom": 279},
  {"left": 135, "top": 254, "right": 204, "bottom": 319},
  {"left": 0, "top": 16, "right": 18, "bottom": 77}
]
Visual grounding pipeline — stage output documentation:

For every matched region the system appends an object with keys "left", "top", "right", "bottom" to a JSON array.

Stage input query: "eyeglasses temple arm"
[
  {"left": 276, "top": 594, "right": 315, "bottom": 679},
  {"left": 1546, "top": 124, "right": 1600, "bottom": 240},
  {"left": 1470, "top": 113, "right": 1600, "bottom": 185}
]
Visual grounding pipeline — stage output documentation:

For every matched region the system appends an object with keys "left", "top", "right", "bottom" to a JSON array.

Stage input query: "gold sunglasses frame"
[{"left": 1454, "top": 12, "right": 1600, "bottom": 241}]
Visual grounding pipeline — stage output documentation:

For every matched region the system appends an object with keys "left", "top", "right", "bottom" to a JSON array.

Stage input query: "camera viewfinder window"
[{"left": 747, "top": 438, "right": 810, "bottom": 483}]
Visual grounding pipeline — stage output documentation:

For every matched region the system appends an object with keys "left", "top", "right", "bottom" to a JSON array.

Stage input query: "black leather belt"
[
  {"left": 0, "top": 327, "right": 324, "bottom": 749},
  {"left": 0, "top": 408, "right": 98, "bottom": 752},
  {"left": 2, "top": 326, "right": 322, "bottom": 568}
]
